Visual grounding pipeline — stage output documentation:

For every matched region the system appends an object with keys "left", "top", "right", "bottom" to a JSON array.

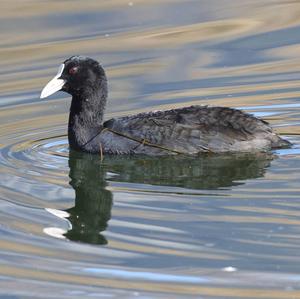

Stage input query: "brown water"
[{"left": 1, "top": 1, "right": 300, "bottom": 298}]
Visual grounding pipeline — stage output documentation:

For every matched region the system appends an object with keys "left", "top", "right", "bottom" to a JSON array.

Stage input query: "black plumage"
[{"left": 41, "top": 56, "right": 291, "bottom": 155}]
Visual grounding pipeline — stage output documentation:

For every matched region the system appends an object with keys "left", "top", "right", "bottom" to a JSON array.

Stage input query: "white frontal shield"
[{"left": 40, "top": 64, "right": 65, "bottom": 99}]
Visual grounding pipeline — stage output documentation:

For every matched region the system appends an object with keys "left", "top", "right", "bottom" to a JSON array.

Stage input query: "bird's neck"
[{"left": 68, "top": 81, "right": 108, "bottom": 150}]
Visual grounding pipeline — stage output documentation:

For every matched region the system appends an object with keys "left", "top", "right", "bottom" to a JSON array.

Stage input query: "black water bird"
[{"left": 41, "top": 56, "right": 290, "bottom": 155}]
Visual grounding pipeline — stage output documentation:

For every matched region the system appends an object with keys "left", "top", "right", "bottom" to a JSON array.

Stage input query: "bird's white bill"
[{"left": 40, "top": 64, "right": 65, "bottom": 99}]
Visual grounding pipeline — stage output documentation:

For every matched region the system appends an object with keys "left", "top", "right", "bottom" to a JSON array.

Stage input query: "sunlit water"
[{"left": 1, "top": 1, "right": 300, "bottom": 298}]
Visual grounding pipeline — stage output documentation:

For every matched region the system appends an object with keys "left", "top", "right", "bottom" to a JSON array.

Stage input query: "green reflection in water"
[
  {"left": 65, "top": 150, "right": 273, "bottom": 245},
  {"left": 65, "top": 150, "right": 112, "bottom": 245}
]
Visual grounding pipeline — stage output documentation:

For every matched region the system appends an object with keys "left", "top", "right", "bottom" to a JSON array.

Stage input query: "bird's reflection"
[
  {"left": 65, "top": 150, "right": 274, "bottom": 244},
  {"left": 64, "top": 151, "right": 112, "bottom": 244}
]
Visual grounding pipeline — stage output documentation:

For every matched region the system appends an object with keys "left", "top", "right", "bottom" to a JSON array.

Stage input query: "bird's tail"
[{"left": 271, "top": 135, "right": 291, "bottom": 149}]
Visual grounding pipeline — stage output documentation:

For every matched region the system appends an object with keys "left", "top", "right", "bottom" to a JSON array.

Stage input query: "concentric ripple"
[{"left": 3, "top": 135, "right": 68, "bottom": 168}]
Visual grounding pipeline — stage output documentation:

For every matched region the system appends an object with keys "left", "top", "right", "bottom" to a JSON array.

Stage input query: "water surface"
[{"left": 1, "top": 1, "right": 300, "bottom": 298}]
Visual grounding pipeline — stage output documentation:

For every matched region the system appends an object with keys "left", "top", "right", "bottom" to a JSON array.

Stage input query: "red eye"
[{"left": 69, "top": 66, "right": 79, "bottom": 75}]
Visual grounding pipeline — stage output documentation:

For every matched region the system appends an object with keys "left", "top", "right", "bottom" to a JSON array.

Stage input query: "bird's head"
[{"left": 40, "top": 56, "right": 107, "bottom": 99}]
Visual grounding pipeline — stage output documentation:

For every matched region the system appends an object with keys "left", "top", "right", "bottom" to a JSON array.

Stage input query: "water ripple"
[{"left": 1, "top": 1, "right": 300, "bottom": 297}]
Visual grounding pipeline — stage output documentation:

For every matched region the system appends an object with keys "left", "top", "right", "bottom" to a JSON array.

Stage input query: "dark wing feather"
[{"left": 104, "top": 106, "right": 274, "bottom": 154}]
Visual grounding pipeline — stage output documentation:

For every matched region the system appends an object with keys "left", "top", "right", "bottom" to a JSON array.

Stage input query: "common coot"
[{"left": 40, "top": 56, "right": 290, "bottom": 155}]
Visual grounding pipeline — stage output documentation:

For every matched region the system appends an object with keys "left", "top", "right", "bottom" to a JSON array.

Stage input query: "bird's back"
[{"left": 101, "top": 105, "right": 289, "bottom": 155}]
